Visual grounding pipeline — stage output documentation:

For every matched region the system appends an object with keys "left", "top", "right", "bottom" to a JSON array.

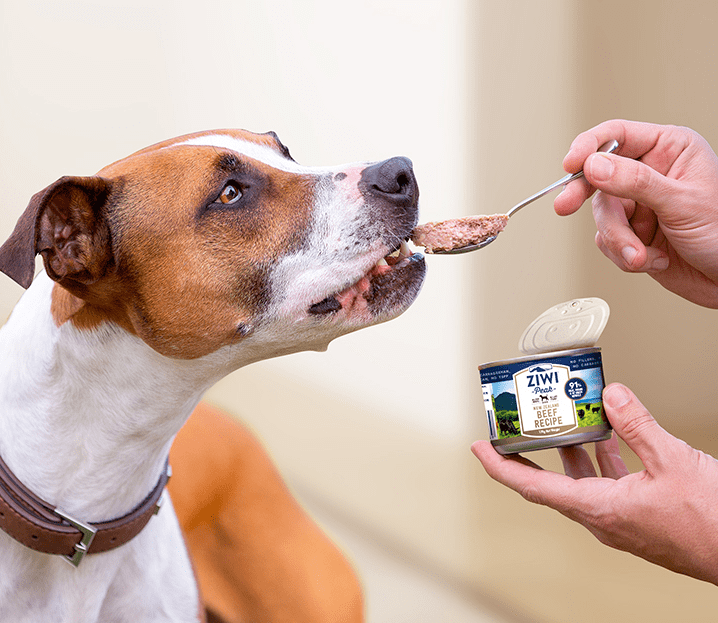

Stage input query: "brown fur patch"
[
  {"left": 49, "top": 130, "right": 316, "bottom": 359},
  {"left": 51, "top": 281, "right": 137, "bottom": 335}
]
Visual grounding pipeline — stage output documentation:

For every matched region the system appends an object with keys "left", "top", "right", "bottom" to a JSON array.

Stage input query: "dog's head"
[{"left": 0, "top": 129, "right": 425, "bottom": 361}]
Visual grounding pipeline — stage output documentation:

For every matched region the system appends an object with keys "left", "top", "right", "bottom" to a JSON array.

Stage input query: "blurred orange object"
[{"left": 169, "top": 402, "right": 364, "bottom": 623}]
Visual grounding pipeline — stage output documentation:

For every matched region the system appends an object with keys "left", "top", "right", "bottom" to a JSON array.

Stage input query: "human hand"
[
  {"left": 554, "top": 120, "right": 718, "bottom": 308},
  {"left": 471, "top": 383, "right": 718, "bottom": 584}
]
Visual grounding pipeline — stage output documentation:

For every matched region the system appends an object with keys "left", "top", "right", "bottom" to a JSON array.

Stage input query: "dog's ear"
[{"left": 0, "top": 176, "right": 113, "bottom": 289}]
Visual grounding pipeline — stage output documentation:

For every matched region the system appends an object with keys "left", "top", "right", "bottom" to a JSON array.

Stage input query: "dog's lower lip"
[
  {"left": 308, "top": 296, "right": 342, "bottom": 315},
  {"left": 307, "top": 241, "right": 421, "bottom": 316}
]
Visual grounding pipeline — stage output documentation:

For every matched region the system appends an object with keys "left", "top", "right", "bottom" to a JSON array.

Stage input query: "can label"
[
  {"left": 480, "top": 349, "right": 609, "bottom": 452},
  {"left": 514, "top": 363, "right": 575, "bottom": 437}
]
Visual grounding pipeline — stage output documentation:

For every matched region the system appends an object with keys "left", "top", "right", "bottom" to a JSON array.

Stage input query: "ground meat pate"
[{"left": 411, "top": 214, "right": 509, "bottom": 253}]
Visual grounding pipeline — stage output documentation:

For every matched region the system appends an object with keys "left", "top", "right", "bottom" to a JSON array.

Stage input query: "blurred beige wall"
[{"left": 3, "top": 1, "right": 718, "bottom": 622}]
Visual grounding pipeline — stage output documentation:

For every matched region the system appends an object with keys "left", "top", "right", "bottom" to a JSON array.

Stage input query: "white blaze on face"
[{"left": 176, "top": 134, "right": 306, "bottom": 173}]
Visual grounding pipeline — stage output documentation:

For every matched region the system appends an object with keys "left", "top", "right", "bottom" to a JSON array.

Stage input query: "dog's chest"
[{"left": 0, "top": 504, "right": 199, "bottom": 623}]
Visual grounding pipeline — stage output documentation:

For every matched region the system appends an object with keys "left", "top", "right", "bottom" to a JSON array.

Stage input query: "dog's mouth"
[{"left": 308, "top": 240, "right": 424, "bottom": 318}]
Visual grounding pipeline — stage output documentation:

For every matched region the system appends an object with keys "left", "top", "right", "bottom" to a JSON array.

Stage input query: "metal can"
[
  {"left": 480, "top": 347, "right": 611, "bottom": 454},
  {"left": 479, "top": 298, "right": 612, "bottom": 454}
]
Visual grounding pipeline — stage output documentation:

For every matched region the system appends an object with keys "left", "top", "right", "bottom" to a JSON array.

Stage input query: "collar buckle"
[{"left": 54, "top": 508, "right": 98, "bottom": 568}]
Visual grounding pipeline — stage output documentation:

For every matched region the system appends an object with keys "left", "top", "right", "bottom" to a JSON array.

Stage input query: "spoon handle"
[{"left": 506, "top": 139, "right": 619, "bottom": 218}]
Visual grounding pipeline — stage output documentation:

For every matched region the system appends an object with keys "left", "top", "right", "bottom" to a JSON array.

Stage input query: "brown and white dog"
[{"left": 0, "top": 129, "right": 425, "bottom": 622}]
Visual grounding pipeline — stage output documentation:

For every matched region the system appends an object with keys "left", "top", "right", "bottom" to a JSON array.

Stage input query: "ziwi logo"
[
  {"left": 513, "top": 362, "right": 576, "bottom": 437},
  {"left": 525, "top": 365, "right": 558, "bottom": 393}
]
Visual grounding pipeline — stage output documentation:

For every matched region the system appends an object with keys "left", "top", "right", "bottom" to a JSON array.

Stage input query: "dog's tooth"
[
  {"left": 376, "top": 258, "right": 389, "bottom": 267},
  {"left": 400, "top": 241, "right": 411, "bottom": 257}
]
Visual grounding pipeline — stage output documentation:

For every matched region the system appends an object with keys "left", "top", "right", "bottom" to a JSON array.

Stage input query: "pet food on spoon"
[{"left": 410, "top": 214, "right": 509, "bottom": 254}]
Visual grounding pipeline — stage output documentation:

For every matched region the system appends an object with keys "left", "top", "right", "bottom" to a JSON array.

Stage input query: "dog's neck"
[{"left": 0, "top": 271, "right": 231, "bottom": 523}]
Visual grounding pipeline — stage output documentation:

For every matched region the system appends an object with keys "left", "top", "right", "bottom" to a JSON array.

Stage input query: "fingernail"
[
  {"left": 650, "top": 256, "right": 669, "bottom": 272},
  {"left": 604, "top": 384, "right": 631, "bottom": 409},
  {"left": 588, "top": 153, "right": 614, "bottom": 182},
  {"left": 621, "top": 246, "right": 637, "bottom": 266},
  {"left": 555, "top": 185, "right": 569, "bottom": 205}
]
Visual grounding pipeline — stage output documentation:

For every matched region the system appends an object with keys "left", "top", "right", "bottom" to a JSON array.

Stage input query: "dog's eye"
[{"left": 215, "top": 182, "right": 242, "bottom": 205}]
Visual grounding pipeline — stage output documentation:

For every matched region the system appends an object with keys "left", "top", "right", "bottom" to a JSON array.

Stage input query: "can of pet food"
[{"left": 479, "top": 298, "right": 612, "bottom": 454}]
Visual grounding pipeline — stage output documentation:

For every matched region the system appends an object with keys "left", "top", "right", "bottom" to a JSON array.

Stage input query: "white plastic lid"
[{"left": 518, "top": 297, "right": 610, "bottom": 355}]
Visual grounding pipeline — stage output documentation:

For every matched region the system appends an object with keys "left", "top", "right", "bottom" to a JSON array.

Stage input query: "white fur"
[
  {"left": 0, "top": 267, "right": 383, "bottom": 622},
  {"left": 0, "top": 271, "right": 208, "bottom": 622}
]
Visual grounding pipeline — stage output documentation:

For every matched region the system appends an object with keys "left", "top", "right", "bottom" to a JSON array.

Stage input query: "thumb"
[
  {"left": 584, "top": 152, "right": 678, "bottom": 216},
  {"left": 602, "top": 383, "right": 675, "bottom": 474}
]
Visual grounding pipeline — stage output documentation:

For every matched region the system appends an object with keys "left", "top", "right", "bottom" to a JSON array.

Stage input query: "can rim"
[
  {"left": 491, "top": 427, "right": 612, "bottom": 454},
  {"left": 478, "top": 346, "right": 601, "bottom": 370}
]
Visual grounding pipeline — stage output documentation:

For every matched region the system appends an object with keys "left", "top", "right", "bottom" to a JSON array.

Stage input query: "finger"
[
  {"left": 558, "top": 445, "right": 597, "bottom": 479},
  {"left": 601, "top": 384, "right": 674, "bottom": 474},
  {"left": 628, "top": 202, "right": 661, "bottom": 247},
  {"left": 594, "top": 227, "right": 661, "bottom": 272},
  {"left": 563, "top": 119, "right": 671, "bottom": 173},
  {"left": 595, "top": 232, "right": 636, "bottom": 273},
  {"left": 595, "top": 432, "right": 630, "bottom": 479},
  {"left": 471, "top": 441, "right": 579, "bottom": 509},
  {"left": 583, "top": 152, "right": 681, "bottom": 219},
  {"left": 557, "top": 119, "right": 672, "bottom": 217},
  {"left": 554, "top": 176, "right": 595, "bottom": 216},
  {"left": 504, "top": 452, "right": 544, "bottom": 471},
  {"left": 592, "top": 191, "right": 670, "bottom": 272}
]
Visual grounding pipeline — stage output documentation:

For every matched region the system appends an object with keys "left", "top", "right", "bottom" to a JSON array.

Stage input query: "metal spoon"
[{"left": 431, "top": 139, "right": 619, "bottom": 254}]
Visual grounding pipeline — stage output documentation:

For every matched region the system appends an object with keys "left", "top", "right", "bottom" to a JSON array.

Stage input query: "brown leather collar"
[{"left": 0, "top": 454, "right": 170, "bottom": 567}]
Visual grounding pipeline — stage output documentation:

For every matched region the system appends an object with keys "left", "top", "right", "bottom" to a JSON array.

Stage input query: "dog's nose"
[{"left": 359, "top": 157, "right": 418, "bottom": 207}]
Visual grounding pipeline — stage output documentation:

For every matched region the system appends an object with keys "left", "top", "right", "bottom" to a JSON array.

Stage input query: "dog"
[
  {"left": 0, "top": 128, "right": 425, "bottom": 622},
  {"left": 169, "top": 403, "right": 364, "bottom": 623}
]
